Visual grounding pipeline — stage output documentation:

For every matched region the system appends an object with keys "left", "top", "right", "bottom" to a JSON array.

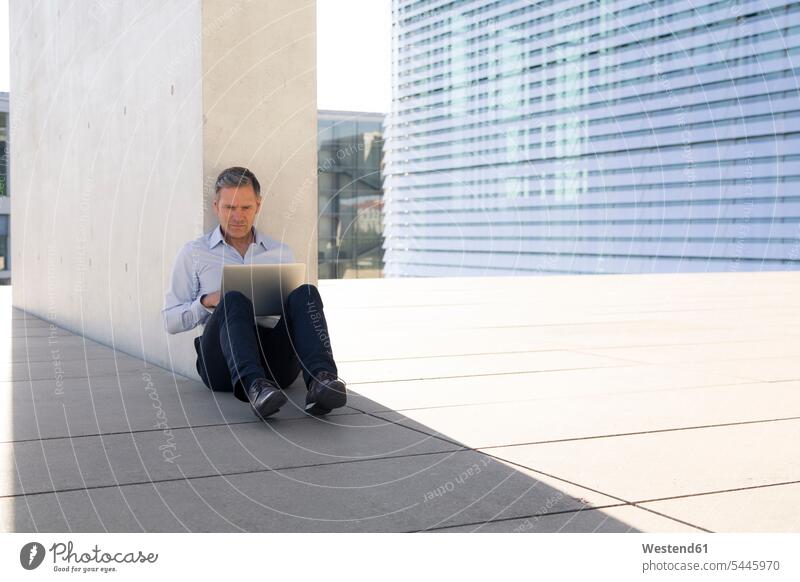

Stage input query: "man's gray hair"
[{"left": 214, "top": 167, "right": 262, "bottom": 200}]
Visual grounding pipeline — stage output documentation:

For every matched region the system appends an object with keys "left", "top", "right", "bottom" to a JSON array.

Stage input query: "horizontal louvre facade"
[{"left": 383, "top": 0, "right": 800, "bottom": 276}]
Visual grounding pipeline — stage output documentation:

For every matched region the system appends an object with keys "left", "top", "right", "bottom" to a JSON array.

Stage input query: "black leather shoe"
[
  {"left": 305, "top": 371, "right": 347, "bottom": 416},
  {"left": 247, "top": 378, "right": 287, "bottom": 419}
]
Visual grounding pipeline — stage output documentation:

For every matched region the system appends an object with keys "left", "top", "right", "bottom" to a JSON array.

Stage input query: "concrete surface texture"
[
  {"left": 2, "top": 271, "right": 799, "bottom": 532},
  {"left": 9, "top": 0, "right": 318, "bottom": 380}
]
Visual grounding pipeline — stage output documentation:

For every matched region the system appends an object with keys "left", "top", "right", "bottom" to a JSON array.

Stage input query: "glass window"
[
  {"left": 333, "top": 120, "right": 356, "bottom": 141},
  {"left": 318, "top": 114, "right": 384, "bottom": 279}
]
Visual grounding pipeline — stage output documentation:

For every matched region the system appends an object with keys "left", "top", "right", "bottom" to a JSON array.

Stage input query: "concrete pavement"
[{"left": 2, "top": 272, "right": 799, "bottom": 532}]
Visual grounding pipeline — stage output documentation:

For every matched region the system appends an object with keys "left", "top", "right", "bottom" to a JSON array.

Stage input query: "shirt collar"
[
  {"left": 208, "top": 225, "right": 225, "bottom": 249},
  {"left": 208, "top": 225, "right": 270, "bottom": 250},
  {"left": 253, "top": 229, "right": 270, "bottom": 250}
]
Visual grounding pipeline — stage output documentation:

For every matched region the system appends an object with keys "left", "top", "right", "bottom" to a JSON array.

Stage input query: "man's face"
[{"left": 213, "top": 184, "right": 261, "bottom": 239}]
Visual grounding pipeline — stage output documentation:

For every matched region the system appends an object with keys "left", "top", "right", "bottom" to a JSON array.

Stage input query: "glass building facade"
[
  {"left": 383, "top": 0, "right": 800, "bottom": 276},
  {"left": 318, "top": 110, "right": 385, "bottom": 278}
]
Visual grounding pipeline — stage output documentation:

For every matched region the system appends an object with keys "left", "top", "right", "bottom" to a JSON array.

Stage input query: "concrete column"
[
  {"left": 9, "top": 0, "right": 317, "bottom": 379},
  {"left": 201, "top": 0, "right": 318, "bottom": 276}
]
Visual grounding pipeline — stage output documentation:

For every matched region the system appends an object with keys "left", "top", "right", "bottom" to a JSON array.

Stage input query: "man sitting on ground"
[{"left": 162, "top": 166, "right": 346, "bottom": 419}]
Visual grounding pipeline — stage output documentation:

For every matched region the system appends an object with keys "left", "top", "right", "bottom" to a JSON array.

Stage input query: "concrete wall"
[
  {"left": 202, "top": 1, "right": 318, "bottom": 280},
  {"left": 9, "top": 0, "right": 317, "bottom": 378},
  {"left": 0, "top": 92, "right": 8, "bottom": 281}
]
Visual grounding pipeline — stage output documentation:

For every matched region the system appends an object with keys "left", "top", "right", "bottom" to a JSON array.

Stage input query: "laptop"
[{"left": 221, "top": 263, "right": 306, "bottom": 317}]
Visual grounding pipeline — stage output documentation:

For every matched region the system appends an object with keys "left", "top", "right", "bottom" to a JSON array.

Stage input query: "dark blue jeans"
[{"left": 194, "top": 284, "right": 338, "bottom": 402}]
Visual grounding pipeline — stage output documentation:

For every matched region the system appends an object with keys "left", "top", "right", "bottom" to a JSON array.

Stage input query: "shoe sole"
[
  {"left": 252, "top": 389, "right": 288, "bottom": 419},
  {"left": 305, "top": 381, "right": 347, "bottom": 416}
]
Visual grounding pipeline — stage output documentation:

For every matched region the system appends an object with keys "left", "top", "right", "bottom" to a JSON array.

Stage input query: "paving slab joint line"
[
  {"left": 346, "top": 405, "right": 467, "bottom": 450},
  {"left": 358, "top": 379, "right": 780, "bottom": 415},
  {"left": 407, "top": 502, "right": 632, "bottom": 533},
  {"left": 3, "top": 367, "right": 178, "bottom": 384},
  {"left": 568, "top": 348, "right": 655, "bottom": 366},
  {"left": 572, "top": 347, "right": 800, "bottom": 369},
  {"left": 468, "top": 414, "right": 800, "bottom": 451},
  {"left": 0, "top": 447, "right": 468, "bottom": 501},
  {"left": 350, "top": 409, "right": 693, "bottom": 533},
  {"left": 475, "top": 450, "right": 633, "bottom": 506},
  {"left": 337, "top": 347, "right": 569, "bottom": 364},
  {"left": 629, "top": 504, "right": 713, "bottom": 533},
  {"left": 353, "top": 407, "right": 729, "bottom": 523},
  {"left": 473, "top": 452, "right": 799, "bottom": 534},
  {"left": 630, "top": 479, "right": 800, "bottom": 506},
  {"left": 0, "top": 407, "right": 369, "bottom": 445},
  {"left": 5, "top": 351, "right": 143, "bottom": 364},
  {"left": 347, "top": 363, "right": 634, "bottom": 385}
]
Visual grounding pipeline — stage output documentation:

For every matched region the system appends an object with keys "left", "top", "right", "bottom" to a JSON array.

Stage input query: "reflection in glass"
[{"left": 317, "top": 110, "right": 385, "bottom": 279}]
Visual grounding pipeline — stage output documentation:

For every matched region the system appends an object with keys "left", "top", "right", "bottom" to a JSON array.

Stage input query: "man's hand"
[{"left": 201, "top": 291, "right": 221, "bottom": 309}]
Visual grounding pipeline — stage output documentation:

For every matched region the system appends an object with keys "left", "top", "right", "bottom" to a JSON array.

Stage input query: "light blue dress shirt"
[{"left": 162, "top": 225, "right": 295, "bottom": 334}]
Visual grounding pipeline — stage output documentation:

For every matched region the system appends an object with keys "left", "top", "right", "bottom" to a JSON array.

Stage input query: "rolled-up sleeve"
[{"left": 162, "top": 245, "right": 211, "bottom": 334}]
